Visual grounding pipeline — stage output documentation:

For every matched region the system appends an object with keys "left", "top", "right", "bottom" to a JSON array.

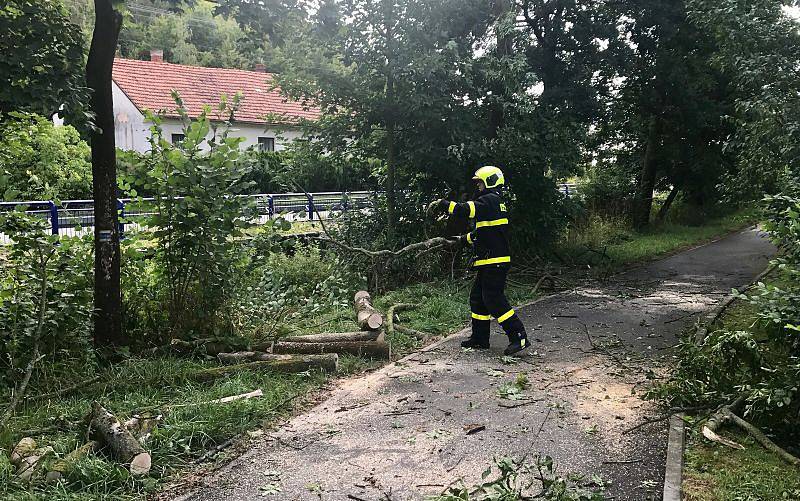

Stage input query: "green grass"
[
  {"left": 684, "top": 429, "right": 800, "bottom": 501},
  {"left": 0, "top": 357, "right": 328, "bottom": 500},
  {"left": 560, "top": 207, "right": 758, "bottom": 270}
]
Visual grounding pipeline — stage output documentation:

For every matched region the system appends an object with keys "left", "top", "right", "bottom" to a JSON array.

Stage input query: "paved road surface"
[{"left": 176, "top": 228, "right": 774, "bottom": 501}]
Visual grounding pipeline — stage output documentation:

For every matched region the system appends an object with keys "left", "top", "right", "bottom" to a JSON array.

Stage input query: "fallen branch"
[
  {"left": 702, "top": 396, "right": 746, "bottom": 449},
  {"left": 316, "top": 235, "right": 458, "bottom": 262},
  {"left": 284, "top": 331, "right": 382, "bottom": 344},
  {"left": 394, "top": 324, "right": 432, "bottom": 341},
  {"left": 622, "top": 406, "right": 710, "bottom": 435},
  {"left": 190, "top": 354, "right": 339, "bottom": 382},
  {"left": 272, "top": 340, "right": 390, "bottom": 359},
  {"left": 387, "top": 303, "right": 417, "bottom": 335},
  {"left": 720, "top": 408, "right": 800, "bottom": 465}
]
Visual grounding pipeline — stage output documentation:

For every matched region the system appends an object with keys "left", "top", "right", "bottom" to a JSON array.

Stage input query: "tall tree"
[
  {"left": 86, "top": 0, "right": 125, "bottom": 349},
  {"left": 277, "top": 0, "right": 490, "bottom": 244}
]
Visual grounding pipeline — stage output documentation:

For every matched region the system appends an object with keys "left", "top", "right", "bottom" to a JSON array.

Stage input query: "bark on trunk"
[
  {"left": 89, "top": 401, "right": 151, "bottom": 476},
  {"left": 192, "top": 354, "right": 339, "bottom": 381},
  {"left": 655, "top": 185, "right": 679, "bottom": 224},
  {"left": 632, "top": 116, "right": 662, "bottom": 230},
  {"left": 87, "top": 0, "right": 125, "bottom": 348},
  {"left": 354, "top": 291, "right": 384, "bottom": 331},
  {"left": 272, "top": 340, "right": 390, "bottom": 359}
]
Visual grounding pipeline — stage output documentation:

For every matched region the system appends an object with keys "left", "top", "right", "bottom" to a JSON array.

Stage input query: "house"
[{"left": 112, "top": 50, "right": 319, "bottom": 153}]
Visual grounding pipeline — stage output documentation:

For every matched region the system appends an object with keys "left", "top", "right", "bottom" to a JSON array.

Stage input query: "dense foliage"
[
  {"left": 0, "top": 112, "right": 92, "bottom": 201},
  {"left": 0, "top": 0, "right": 89, "bottom": 125},
  {"left": 650, "top": 178, "right": 800, "bottom": 438}
]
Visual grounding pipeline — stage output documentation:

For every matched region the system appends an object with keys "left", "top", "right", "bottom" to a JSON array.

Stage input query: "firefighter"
[{"left": 436, "top": 166, "right": 529, "bottom": 355}]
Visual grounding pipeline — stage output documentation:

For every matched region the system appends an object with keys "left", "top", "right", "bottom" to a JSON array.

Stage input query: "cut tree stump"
[
  {"left": 191, "top": 354, "right": 339, "bottom": 382},
  {"left": 272, "top": 340, "right": 390, "bottom": 359},
  {"left": 89, "top": 402, "right": 151, "bottom": 476},
  {"left": 354, "top": 291, "right": 384, "bottom": 331},
  {"left": 286, "top": 331, "right": 382, "bottom": 343}
]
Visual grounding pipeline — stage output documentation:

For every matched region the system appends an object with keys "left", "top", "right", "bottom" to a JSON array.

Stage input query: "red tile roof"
[{"left": 112, "top": 58, "right": 319, "bottom": 124}]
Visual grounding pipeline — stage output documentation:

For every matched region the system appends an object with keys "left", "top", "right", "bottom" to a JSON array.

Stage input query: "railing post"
[
  {"left": 268, "top": 195, "right": 274, "bottom": 219},
  {"left": 307, "top": 194, "right": 314, "bottom": 221},
  {"left": 48, "top": 201, "right": 59, "bottom": 235},
  {"left": 117, "top": 199, "right": 125, "bottom": 239}
]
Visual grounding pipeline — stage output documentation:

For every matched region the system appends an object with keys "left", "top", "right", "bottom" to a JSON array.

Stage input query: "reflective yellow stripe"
[
  {"left": 500, "top": 203, "right": 507, "bottom": 212},
  {"left": 466, "top": 232, "right": 473, "bottom": 245},
  {"left": 497, "top": 309, "right": 515, "bottom": 323},
  {"left": 471, "top": 312, "right": 492, "bottom": 321},
  {"left": 475, "top": 218, "right": 508, "bottom": 228},
  {"left": 448, "top": 201, "right": 456, "bottom": 214},
  {"left": 474, "top": 256, "right": 511, "bottom": 266},
  {"left": 467, "top": 201, "right": 476, "bottom": 218}
]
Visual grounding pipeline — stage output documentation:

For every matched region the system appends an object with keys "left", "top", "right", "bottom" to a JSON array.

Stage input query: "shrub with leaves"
[
  {"left": 120, "top": 94, "right": 255, "bottom": 340},
  {"left": 0, "top": 210, "right": 93, "bottom": 389}
]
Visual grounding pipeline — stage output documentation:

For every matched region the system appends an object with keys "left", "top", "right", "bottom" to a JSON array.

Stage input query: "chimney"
[
  {"left": 254, "top": 63, "right": 266, "bottom": 73},
  {"left": 150, "top": 49, "right": 164, "bottom": 63}
]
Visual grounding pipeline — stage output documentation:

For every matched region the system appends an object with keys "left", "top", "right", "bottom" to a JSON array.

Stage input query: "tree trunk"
[
  {"left": 217, "top": 351, "right": 299, "bottom": 364},
  {"left": 272, "top": 340, "right": 390, "bottom": 358},
  {"left": 89, "top": 402, "right": 151, "bottom": 476},
  {"left": 87, "top": 0, "right": 125, "bottom": 349},
  {"left": 191, "top": 354, "right": 339, "bottom": 381},
  {"left": 354, "top": 290, "right": 384, "bottom": 331},
  {"left": 632, "top": 116, "right": 662, "bottom": 230},
  {"left": 655, "top": 185, "right": 679, "bottom": 223}
]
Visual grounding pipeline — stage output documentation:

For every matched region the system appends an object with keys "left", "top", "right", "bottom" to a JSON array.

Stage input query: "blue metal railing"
[
  {"left": 0, "top": 185, "right": 576, "bottom": 244},
  {"left": 0, "top": 191, "right": 375, "bottom": 244}
]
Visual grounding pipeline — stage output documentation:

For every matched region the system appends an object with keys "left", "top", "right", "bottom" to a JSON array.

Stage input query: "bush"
[
  {"left": 0, "top": 211, "right": 94, "bottom": 387},
  {"left": 119, "top": 98, "right": 256, "bottom": 341},
  {"left": 0, "top": 112, "right": 92, "bottom": 201}
]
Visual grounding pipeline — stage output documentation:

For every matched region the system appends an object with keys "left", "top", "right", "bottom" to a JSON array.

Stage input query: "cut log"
[
  {"left": 169, "top": 337, "right": 248, "bottom": 356},
  {"left": 272, "top": 340, "right": 390, "bottom": 359},
  {"left": 354, "top": 291, "right": 384, "bottom": 331},
  {"left": 45, "top": 441, "right": 98, "bottom": 482},
  {"left": 89, "top": 401, "right": 151, "bottom": 476},
  {"left": 122, "top": 412, "right": 162, "bottom": 442},
  {"left": 16, "top": 446, "right": 54, "bottom": 482},
  {"left": 191, "top": 354, "right": 339, "bottom": 382},
  {"left": 287, "top": 331, "right": 382, "bottom": 343},
  {"left": 10, "top": 437, "right": 37, "bottom": 465},
  {"left": 217, "top": 351, "right": 309, "bottom": 364},
  {"left": 209, "top": 389, "right": 263, "bottom": 404}
]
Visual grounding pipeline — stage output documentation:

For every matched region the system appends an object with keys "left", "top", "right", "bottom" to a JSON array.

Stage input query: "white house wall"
[{"left": 112, "top": 81, "right": 304, "bottom": 154}]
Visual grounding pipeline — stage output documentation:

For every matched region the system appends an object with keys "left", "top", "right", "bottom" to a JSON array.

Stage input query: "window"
[
  {"left": 258, "top": 136, "right": 275, "bottom": 152},
  {"left": 171, "top": 133, "right": 185, "bottom": 144}
]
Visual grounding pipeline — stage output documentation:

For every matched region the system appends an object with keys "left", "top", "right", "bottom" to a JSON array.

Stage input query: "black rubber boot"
[
  {"left": 461, "top": 337, "right": 490, "bottom": 349},
  {"left": 503, "top": 333, "right": 529, "bottom": 356}
]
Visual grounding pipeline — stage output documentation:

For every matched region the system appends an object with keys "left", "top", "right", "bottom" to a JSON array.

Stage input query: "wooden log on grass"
[
  {"left": 354, "top": 291, "right": 384, "bottom": 331},
  {"left": 89, "top": 402, "right": 151, "bottom": 476},
  {"left": 10, "top": 438, "right": 55, "bottom": 482},
  {"left": 288, "top": 331, "right": 382, "bottom": 343},
  {"left": 192, "top": 354, "right": 339, "bottom": 382},
  {"left": 272, "top": 340, "right": 390, "bottom": 359}
]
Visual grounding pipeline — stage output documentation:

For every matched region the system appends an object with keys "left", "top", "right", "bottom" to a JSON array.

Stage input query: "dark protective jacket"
[{"left": 441, "top": 189, "right": 510, "bottom": 267}]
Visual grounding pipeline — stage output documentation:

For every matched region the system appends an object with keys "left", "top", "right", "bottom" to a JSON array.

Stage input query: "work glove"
[{"left": 426, "top": 199, "right": 447, "bottom": 217}]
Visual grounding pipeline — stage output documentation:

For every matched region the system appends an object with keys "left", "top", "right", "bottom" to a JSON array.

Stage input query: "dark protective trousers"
[{"left": 469, "top": 265, "right": 526, "bottom": 343}]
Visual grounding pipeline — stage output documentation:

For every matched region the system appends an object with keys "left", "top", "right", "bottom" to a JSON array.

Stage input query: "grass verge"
[{"left": 682, "top": 269, "right": 800, "bottom": 501}]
